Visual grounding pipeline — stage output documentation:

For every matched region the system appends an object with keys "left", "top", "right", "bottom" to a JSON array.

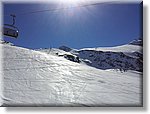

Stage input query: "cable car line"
[{"left": 4, "top": 1, "right": 116, "bottom": 16}]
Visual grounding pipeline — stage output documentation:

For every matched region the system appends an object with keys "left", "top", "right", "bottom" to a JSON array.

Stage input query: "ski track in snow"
[{"left": 0, "top": 44, "right": 142, "bottom": 106}]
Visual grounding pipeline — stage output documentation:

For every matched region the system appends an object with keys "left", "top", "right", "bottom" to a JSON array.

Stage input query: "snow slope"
[
  {"left": 80, "top": 39, "right": 143, "bottom": 54},
  {"left": 80, "top": 44, "right": 142, "bottom": 54},
  {"left": 0, "top": 43, "right": 142, "bottom": 106}
]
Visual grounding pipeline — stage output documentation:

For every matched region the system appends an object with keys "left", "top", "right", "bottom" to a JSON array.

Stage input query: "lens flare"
[
  {"left": 59, "top": 0, "right": 84, "bottom": 5},
  {"left": 49, "top": 0, "right": 97, "bottom": 28}
]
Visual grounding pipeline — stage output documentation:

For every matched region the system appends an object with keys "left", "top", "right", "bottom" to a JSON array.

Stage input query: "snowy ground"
[
  {"left": 0, "top": 44, "right": 142, "bottom": 106},
  {"left": 80, "top": 44, "right": 142, "bottom": 55}
]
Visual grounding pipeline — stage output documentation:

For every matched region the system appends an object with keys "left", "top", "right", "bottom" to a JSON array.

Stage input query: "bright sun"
[
  {"left": 52, "top": 0, "right": 95, "bottom": 22},
  {"left": 59, "top": 0, "right": 80, "bottom": 3},
  {"left": 58, "top": 0, "right": 86, "bottom": 5},
  {"left": 55, "top": 0, "right": 87, "bottom": 16}
]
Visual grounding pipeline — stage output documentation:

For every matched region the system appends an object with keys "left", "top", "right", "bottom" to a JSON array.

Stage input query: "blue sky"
[{"left": 3, "top": 1, "right": 142, "bottom": 49}]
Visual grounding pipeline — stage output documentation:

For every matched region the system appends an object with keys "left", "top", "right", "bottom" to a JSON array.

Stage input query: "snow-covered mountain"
[
  {"left": 0, "top": 40, "right": 142, "bottom": 106},
  {"left": 59, "top": 45, "right": 72, "bottom": 52},
  {"left": 58, "top": 39, "right": 143, "bottom": 72},
  {"left": 129, "top": 39, "right": 143, "bottom": 46}
]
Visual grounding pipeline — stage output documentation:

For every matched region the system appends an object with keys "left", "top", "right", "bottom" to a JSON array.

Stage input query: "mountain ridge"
[{"left": 50, "top": 39, "right": 143, "bottom": 72}]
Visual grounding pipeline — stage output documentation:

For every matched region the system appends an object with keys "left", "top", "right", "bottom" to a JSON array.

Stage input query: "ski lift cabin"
[
  {"left": 4, "top": 24, "right": 19, "bottom": 38},
  {"left": 3, "top": 14, "right": 19, "bottom": 38}
]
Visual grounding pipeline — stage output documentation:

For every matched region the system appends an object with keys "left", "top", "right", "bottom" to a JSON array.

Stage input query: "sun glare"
[
  {"left": 55, "top": 0, "right": 87, "bottom": 18},
  {"left": 51, "top": 0, "right": 97, "bottom": 25},
  {"left": 59, "top": 0, "right": 82, "bottom": 4}
]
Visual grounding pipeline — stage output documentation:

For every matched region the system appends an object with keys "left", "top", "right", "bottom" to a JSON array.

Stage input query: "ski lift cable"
[{"left": 4, "top": 1, "right": 119, "bottom": 17}]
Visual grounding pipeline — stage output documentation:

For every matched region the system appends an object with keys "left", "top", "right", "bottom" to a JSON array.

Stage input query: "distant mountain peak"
[
  {"left": 129, "top": 39, "right": 143, "bottom": 46},
  {"left": 59, "top": 45, "right": 72, "bottom": 52}
]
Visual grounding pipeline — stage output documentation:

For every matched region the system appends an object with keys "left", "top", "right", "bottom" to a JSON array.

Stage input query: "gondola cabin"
[{"left": 3, "top": 25, "right": 19, "bottom": 38}]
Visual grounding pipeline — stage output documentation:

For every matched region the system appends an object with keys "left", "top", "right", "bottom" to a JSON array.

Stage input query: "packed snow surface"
[
  {"left": 80, "top": 44, "right": 142, "bottom": 54},
  {"left": 0, "top": 43, "right": 142, "bottom": 106}
]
